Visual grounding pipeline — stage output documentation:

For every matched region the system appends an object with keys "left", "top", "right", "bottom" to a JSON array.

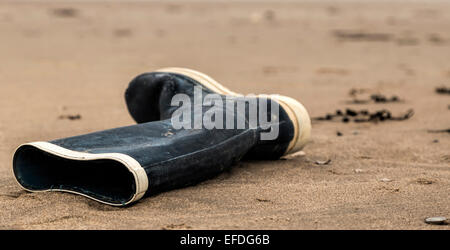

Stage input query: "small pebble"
[
  {"left": 314, "top": 159, "right": 332, "bottom": 165},
  {"left": 380, "top": 178, "right": 392, "bottom": 182},
  {"left": 354, "top": 169, "right": 364, "bottom": 173},
  {"left": 424, "top": 217, "right": 448, "bottom": 225}
]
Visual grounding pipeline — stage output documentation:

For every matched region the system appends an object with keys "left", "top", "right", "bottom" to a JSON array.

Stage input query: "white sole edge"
[
  {"left": 156, "top": 67, "right": 311, "bottom": 154},
  {"left": 13, "top": 141, "right": 149, "bottom": 206}
]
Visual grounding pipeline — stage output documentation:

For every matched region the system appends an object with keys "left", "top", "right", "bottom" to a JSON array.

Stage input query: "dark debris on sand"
[
  {"left": 333, "top": 30, "right": 392, "bottom": 42},
  {"left": 427, "top": 128, "right": 450, "bottom": 134},
  {"left": 347, "top": 94, "right": 401, "bottom": 104},
  {"left": 347, "top": 88, "right": 402, "bottom": 104},
  {"left": 314, "top": 108, "right": 414, "bottom": 123},
  {"left": 58, "top": 114, "right": 82, "bottom": 120},
  {"left": 51, "top": 8, "right": 79, "bottom": 18},
  {"left": 436, "top": 86, "right": 450, "bottom": 94}
]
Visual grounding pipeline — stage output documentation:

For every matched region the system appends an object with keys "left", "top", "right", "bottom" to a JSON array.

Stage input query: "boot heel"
[{"left": 270, "top": 95, "right": 311, "bottom": 155}]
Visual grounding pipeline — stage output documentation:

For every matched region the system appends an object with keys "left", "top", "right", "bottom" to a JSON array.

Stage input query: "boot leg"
[{"left": 13, "top": 119, "right": 256, "bottom": 206}]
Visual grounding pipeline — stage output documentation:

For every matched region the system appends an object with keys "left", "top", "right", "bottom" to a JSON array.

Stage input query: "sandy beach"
[{"left": 0, "top": 0, "right": 449, "bottom": 229}]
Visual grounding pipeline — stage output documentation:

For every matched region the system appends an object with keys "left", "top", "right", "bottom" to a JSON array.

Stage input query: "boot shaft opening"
[{"left": 13, "top": 144, "right": 138, "bottom": 206}]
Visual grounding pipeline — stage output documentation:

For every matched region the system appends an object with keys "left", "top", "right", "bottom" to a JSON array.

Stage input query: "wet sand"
[{"left": 0, "top": 1, "right": 449, "bottom": 229}]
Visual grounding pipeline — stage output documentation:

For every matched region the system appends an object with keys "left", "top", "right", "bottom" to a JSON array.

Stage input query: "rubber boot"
[
  {"left": 126, "top": 67, "right": 311, "bottom": 159},
  {"left": 13, "top": 68, "right": 311, "bottom": 206}
]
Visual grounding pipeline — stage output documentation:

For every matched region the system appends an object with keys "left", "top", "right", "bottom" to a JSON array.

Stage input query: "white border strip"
[{"left": 13, "top": 141, "right": 148, "bottom": 206}]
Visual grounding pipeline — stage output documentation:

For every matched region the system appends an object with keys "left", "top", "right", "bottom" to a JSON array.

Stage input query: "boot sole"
[{"left": 156, "top": 67, "right": 311, "bottom": 155}]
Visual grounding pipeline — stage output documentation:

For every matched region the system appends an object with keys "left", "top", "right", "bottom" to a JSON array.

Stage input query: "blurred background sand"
[{"left": 0, "top": 0, "right": 449, "bottom": 229}]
